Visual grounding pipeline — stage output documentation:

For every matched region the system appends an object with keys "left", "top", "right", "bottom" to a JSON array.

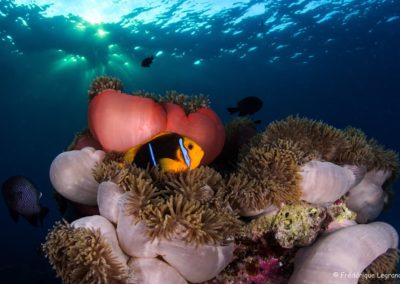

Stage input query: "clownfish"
[{"left": 124, "top": 132, "right": 204, "bottom": 173}]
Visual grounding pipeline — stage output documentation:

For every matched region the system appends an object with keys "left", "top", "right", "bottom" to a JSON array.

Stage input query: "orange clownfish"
[{"left": 123, "top": 132, "right": 204, "bottom": 173}]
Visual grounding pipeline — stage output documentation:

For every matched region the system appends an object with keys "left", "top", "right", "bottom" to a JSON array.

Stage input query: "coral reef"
[{"left": 43, "top": 78, "right": 400, "bottom": 283}]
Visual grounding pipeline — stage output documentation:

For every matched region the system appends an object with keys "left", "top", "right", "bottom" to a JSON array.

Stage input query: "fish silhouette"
[
  {"left": 227, "top": 96, "right": 263, "bottom": 116},
  {"left": 2, "top": 176, "right": 49, "bottom": 227},
  {"left": 141, "top": 55, "right": 154, "bottom": 67}
]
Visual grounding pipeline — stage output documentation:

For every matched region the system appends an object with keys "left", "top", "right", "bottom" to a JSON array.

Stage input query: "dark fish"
[
  {"left": 141, "top": 55, "right": 154, "bottom": 67},
  {"left": 227, "top": 96, "right": 263, "bottom": 116},
  {"left": 2, "top": 176, "right": 49, "bottom": 227}
]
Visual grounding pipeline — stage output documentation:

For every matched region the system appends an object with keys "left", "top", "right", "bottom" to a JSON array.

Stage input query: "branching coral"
[{"left": 88, "top": 76, "right": 123, "bottom": 100}]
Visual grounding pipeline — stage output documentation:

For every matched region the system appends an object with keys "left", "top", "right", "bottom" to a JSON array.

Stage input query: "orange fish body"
[{"left": 124, "top": 132, "right": 204, "bottom": 173}]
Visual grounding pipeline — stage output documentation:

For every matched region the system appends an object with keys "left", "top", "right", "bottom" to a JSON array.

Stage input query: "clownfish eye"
[{"left": 188, "top": 143, "right": 193, "bottom": 150}]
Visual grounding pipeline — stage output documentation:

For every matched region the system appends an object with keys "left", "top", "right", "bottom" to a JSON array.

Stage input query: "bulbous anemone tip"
[{"left": 88, "top": 76, "right": 123, "bottom": 101}]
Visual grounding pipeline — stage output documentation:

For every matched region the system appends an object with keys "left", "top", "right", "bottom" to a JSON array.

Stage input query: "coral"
[
  {"left": 325, "top": 198, "right": 357, "bottom": 233},
  {"left": 272, "top": 203, "right": 327, "bottom": 248},
  {"left": 240, "top": 203, "right": 327, "bottom": 248},
  {"left": 88, "top": 76, "right": 123, "bottom": 100},
  {"left": 214, "top": 233, "right": 294, "bottom": 284}
]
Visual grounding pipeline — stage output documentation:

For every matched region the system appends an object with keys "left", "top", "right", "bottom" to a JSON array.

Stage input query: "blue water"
[{"left": 0, "top": 0, "right": 399, "bottom": 283}]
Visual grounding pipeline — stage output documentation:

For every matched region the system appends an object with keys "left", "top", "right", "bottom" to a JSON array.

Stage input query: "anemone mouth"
[
  {"left": 42, "top": 221, "right": 129, "bottom": 284},
  {"left": 88, "top": 76, "right": 123, "bottom": 100}
]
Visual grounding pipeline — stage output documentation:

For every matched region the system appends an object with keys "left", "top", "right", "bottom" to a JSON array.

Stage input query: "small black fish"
[
  {"left": 2, "top": 176, "right": 49, "bottom": 227},
  {"left": 141, "top": 55, "right": 154, "bottom": 67},
  {"left": 227, "top": 96, "right": 263, "bottom": 116}
]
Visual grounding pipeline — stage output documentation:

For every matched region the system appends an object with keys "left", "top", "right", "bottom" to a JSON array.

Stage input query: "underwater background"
[{"left": 0, "top": 0, "right": 399, "bottom": 283}]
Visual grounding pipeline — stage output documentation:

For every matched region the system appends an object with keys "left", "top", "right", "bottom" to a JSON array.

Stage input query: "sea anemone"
[
  {"left": 88, "top": 87, "right": 225, "bottom": 165},
  {"left": 261, "top": 116, "right": 347, "bottom": 161},
  {"left": 346, "top": 170, "right": 391, "bottom": 223},
  {"left": 88, "top": 89, "right": 167, "bottom": 152},
  {"left": 42, "top": 216, "right": 131, "bottom": 284},
  {"left": 163, "top": 102, "right": 225, "bottom": 165},
  {"left": 299, "top": 161, "right": 365, "bottom": 204},
  {"left": 128, "top": 258, "right": 187, "bottom": 284},
  {"left": 158, "top": 90, "right": 210, "bottom": 113},
  {"left": 93, "top": 164, "right": 240, "bottom": 283},
  {"left": 88, "top": 76, "right": 123, "bottom": 100},
  {"left": 289, "top": 222, "right": 399, "bottom": 284},
  {"left": 49, "top": 147, "right": 105, "bottom": 205},
  {"left": 66, "top": 128, "right": 102, "bottom": 151},
  {"left": 230, "top": 139, "right": 307, "bottom": 215}
]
